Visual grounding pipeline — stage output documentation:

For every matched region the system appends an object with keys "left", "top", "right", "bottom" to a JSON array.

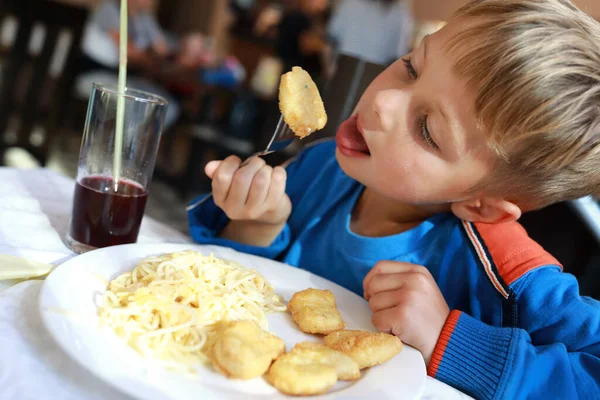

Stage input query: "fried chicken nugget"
[
  {"left": 288, "top": 288, "right": 345, "bottom": 335},
  {"left": 267, "top": 348, "right": 337, "bottom": 396},
  {"left": 293, "top": 342, "right": 361, "bottom": 381},
  {"left": 210, "top": 320, "right": 285, "bottom": 380},
  {"left": 279, "top": 66, "right": 327, "bottom": 138},
  {"left": 324, "top": 330, "right": 403, "bottom": 369}
]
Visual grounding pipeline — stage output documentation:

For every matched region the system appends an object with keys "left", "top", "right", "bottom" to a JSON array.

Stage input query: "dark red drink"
[{"left": 69, "top": 175, "right": 148, "bottom": 248}]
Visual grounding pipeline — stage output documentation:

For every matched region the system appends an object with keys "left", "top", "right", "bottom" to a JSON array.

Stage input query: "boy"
[{"left": 188, "top": 1, "right": 600, "bottom": 398}]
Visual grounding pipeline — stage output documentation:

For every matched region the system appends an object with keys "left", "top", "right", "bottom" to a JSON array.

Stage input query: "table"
[{"left": 0, "top": 168, "right": 472, "bottom": 400}]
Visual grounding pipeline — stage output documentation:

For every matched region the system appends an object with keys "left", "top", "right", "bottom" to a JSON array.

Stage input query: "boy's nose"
[{"left": 373, "top": 89, "right": 411, "bottom": 133}]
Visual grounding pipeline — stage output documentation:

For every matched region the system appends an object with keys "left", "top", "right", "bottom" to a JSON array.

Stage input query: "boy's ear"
[{"left": 451, "top": 197, "right": 522, "bottom": 224}]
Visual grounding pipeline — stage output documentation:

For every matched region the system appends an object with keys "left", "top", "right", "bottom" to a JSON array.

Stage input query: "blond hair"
[{"left": 448, "top": 0, "right": 600, "bottom": 209}]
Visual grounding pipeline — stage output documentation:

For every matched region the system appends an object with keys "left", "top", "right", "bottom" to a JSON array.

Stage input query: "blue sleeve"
[
  {"left": 430, "top": 267, "right": 600, "bottom": 399},
  {"left": 187, "top": 194, "right": 292, "bottom": 259},
  {"left": 187, "top": 140, "right": 336, "bottom": 259},
  {"left": 283, "top": 140, "right": 338, "bottom": 206}
]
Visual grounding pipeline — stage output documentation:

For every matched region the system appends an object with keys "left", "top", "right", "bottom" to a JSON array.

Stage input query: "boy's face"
[{"left": 335, "top": 21, "right": 495, "bottom": 206}]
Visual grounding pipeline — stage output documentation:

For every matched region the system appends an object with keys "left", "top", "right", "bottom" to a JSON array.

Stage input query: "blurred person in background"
[
  {"left": 326, "top": 0, "right": 414, "bottom": 70},
  {"left": 276, "top": 0, "right": 330, "bottom": 85},
  {"left": 78, "top": 0, "right": 185, "bottom": 129}
]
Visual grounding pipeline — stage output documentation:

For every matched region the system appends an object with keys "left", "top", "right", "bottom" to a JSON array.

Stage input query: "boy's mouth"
[{"left": 336, "top": 115, "right": 371, "bottom": 158}]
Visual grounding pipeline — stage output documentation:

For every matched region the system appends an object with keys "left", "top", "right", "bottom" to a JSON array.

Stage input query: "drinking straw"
[{"left": 113, "top": 0, "right": 128, "bottom": 192}]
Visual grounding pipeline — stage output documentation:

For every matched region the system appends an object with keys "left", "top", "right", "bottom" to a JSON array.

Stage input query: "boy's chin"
[{"left": 335, "top": 149, "right": 369, "bottom": 179}]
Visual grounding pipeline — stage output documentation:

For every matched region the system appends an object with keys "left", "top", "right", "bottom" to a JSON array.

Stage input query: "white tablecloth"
[{"left": 0, "top": 168, "right": 472, "bottom": 400}]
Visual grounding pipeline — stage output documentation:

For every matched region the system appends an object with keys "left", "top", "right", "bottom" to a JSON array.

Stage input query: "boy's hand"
[
  {"left": 205, "top": 156, "right": 291, "bottom": 226},
  {"left": 363, "top": 261, "right": 450, "bottom": 365}
]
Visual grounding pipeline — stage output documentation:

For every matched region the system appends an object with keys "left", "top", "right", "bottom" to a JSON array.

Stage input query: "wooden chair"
[{"left": 0, "top": 0, "right": 88, "bottom": 166}]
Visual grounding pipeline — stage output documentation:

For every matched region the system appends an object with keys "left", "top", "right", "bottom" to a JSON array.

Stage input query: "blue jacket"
[{"left": 188, "top": 140, "right": 600, "bottom": 399}]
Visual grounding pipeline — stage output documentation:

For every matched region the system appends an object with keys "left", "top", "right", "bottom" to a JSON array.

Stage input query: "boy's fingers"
[
  {"left": 246, "top": 165, "right": 273, "bottom": 214},
  {"left": 264, "top": 166, "right": 287, "bottom": 207},
  {"left": 368, "top": 289, "right": 403, "bottom": 313},
  {"left": 204, "top": 160, "right": 222, "bottom": 179},
  {"left": 212, "top": 156, "right": 242, "bottom": 205},
  {"left": 371, "top": 308, "right": 403, "bottom": 337},
  {"left": 225, "top": 157, "right": 266, "bottom": 213},
  {"left": 364, "top": 273, "right": 406, "bottom": 300},
  {"left": 363, "top": 261, "right": 422, "bottom": 297}
]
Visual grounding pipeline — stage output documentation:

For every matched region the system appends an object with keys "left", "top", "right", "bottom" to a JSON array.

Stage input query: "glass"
[{"left": 66, "top": 83, "right": 168, "bottom": 254}]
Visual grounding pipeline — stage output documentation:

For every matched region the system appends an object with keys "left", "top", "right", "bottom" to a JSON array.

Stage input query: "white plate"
[{"left": 39, "top": 243, "right": 426, "bottom": 400}]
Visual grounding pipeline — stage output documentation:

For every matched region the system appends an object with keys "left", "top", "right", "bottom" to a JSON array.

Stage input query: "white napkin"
[
  {"left": 0, "top": 169, "right": 73, "bottom": 264},
  {"left": 0, "top": 281, "right": 132, "bottom": 400}
]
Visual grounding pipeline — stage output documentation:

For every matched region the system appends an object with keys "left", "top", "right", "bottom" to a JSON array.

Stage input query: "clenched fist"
[
  {"left": 205, "top": 156, "right": 292, "bottom": 226},
  {"left": 363, "top": 261, "right": 450, "bottom": 365}
]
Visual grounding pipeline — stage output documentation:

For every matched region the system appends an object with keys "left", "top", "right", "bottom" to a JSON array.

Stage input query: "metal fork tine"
[
  {"left": 265, "top": 115, "right": 286, "bottom": 152},
  {"left": 275, "top": 114, "right": 286, "bottom": 134},
  {"left": 186, "top": 113, "right": 296, "bottom": 211}
]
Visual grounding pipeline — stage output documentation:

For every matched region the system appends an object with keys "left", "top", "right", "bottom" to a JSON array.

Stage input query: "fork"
[{"left": 186, "top": 115, "right": 295, "bottom": 211}]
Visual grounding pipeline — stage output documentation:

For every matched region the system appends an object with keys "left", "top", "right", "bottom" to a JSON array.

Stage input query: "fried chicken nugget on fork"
[
  {"left": 288, "top": 288, "right": 345, "bottom": 335},
  {"left": 279, "top": 66, "right": 327, "bottom": 138},
  {"left": 324, "top": 330, "right": 403, "bottom": 369},
  {"left": 210, "top": 320, "right": 285, "bottom": 380}
]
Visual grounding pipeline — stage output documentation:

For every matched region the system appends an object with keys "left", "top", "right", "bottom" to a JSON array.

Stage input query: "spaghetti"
[{"left": 97, "top": 250, "right": 286, "bottom": 372}]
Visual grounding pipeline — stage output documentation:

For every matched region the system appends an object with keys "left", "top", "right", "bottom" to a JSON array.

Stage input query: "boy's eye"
[
  {"left": 420, "top": 117, "right": 439, "bottom": 150},
  {"left": 402, "top": 58, "right": 418, "bottom": 79},
  {"left": 402, "top": 58, "right": 437, "bottom": 150}
]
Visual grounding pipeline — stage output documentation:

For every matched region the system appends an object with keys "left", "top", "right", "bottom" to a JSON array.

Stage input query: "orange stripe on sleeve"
[
  {"left": 428, "top": 310, "right": 461, "bottom": 377},
  {"left": 463, "top": 221, "right": 510, "bottom": 298},
  {"left": 473, "top": 222, "right": 562, "bottom": 286}
]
